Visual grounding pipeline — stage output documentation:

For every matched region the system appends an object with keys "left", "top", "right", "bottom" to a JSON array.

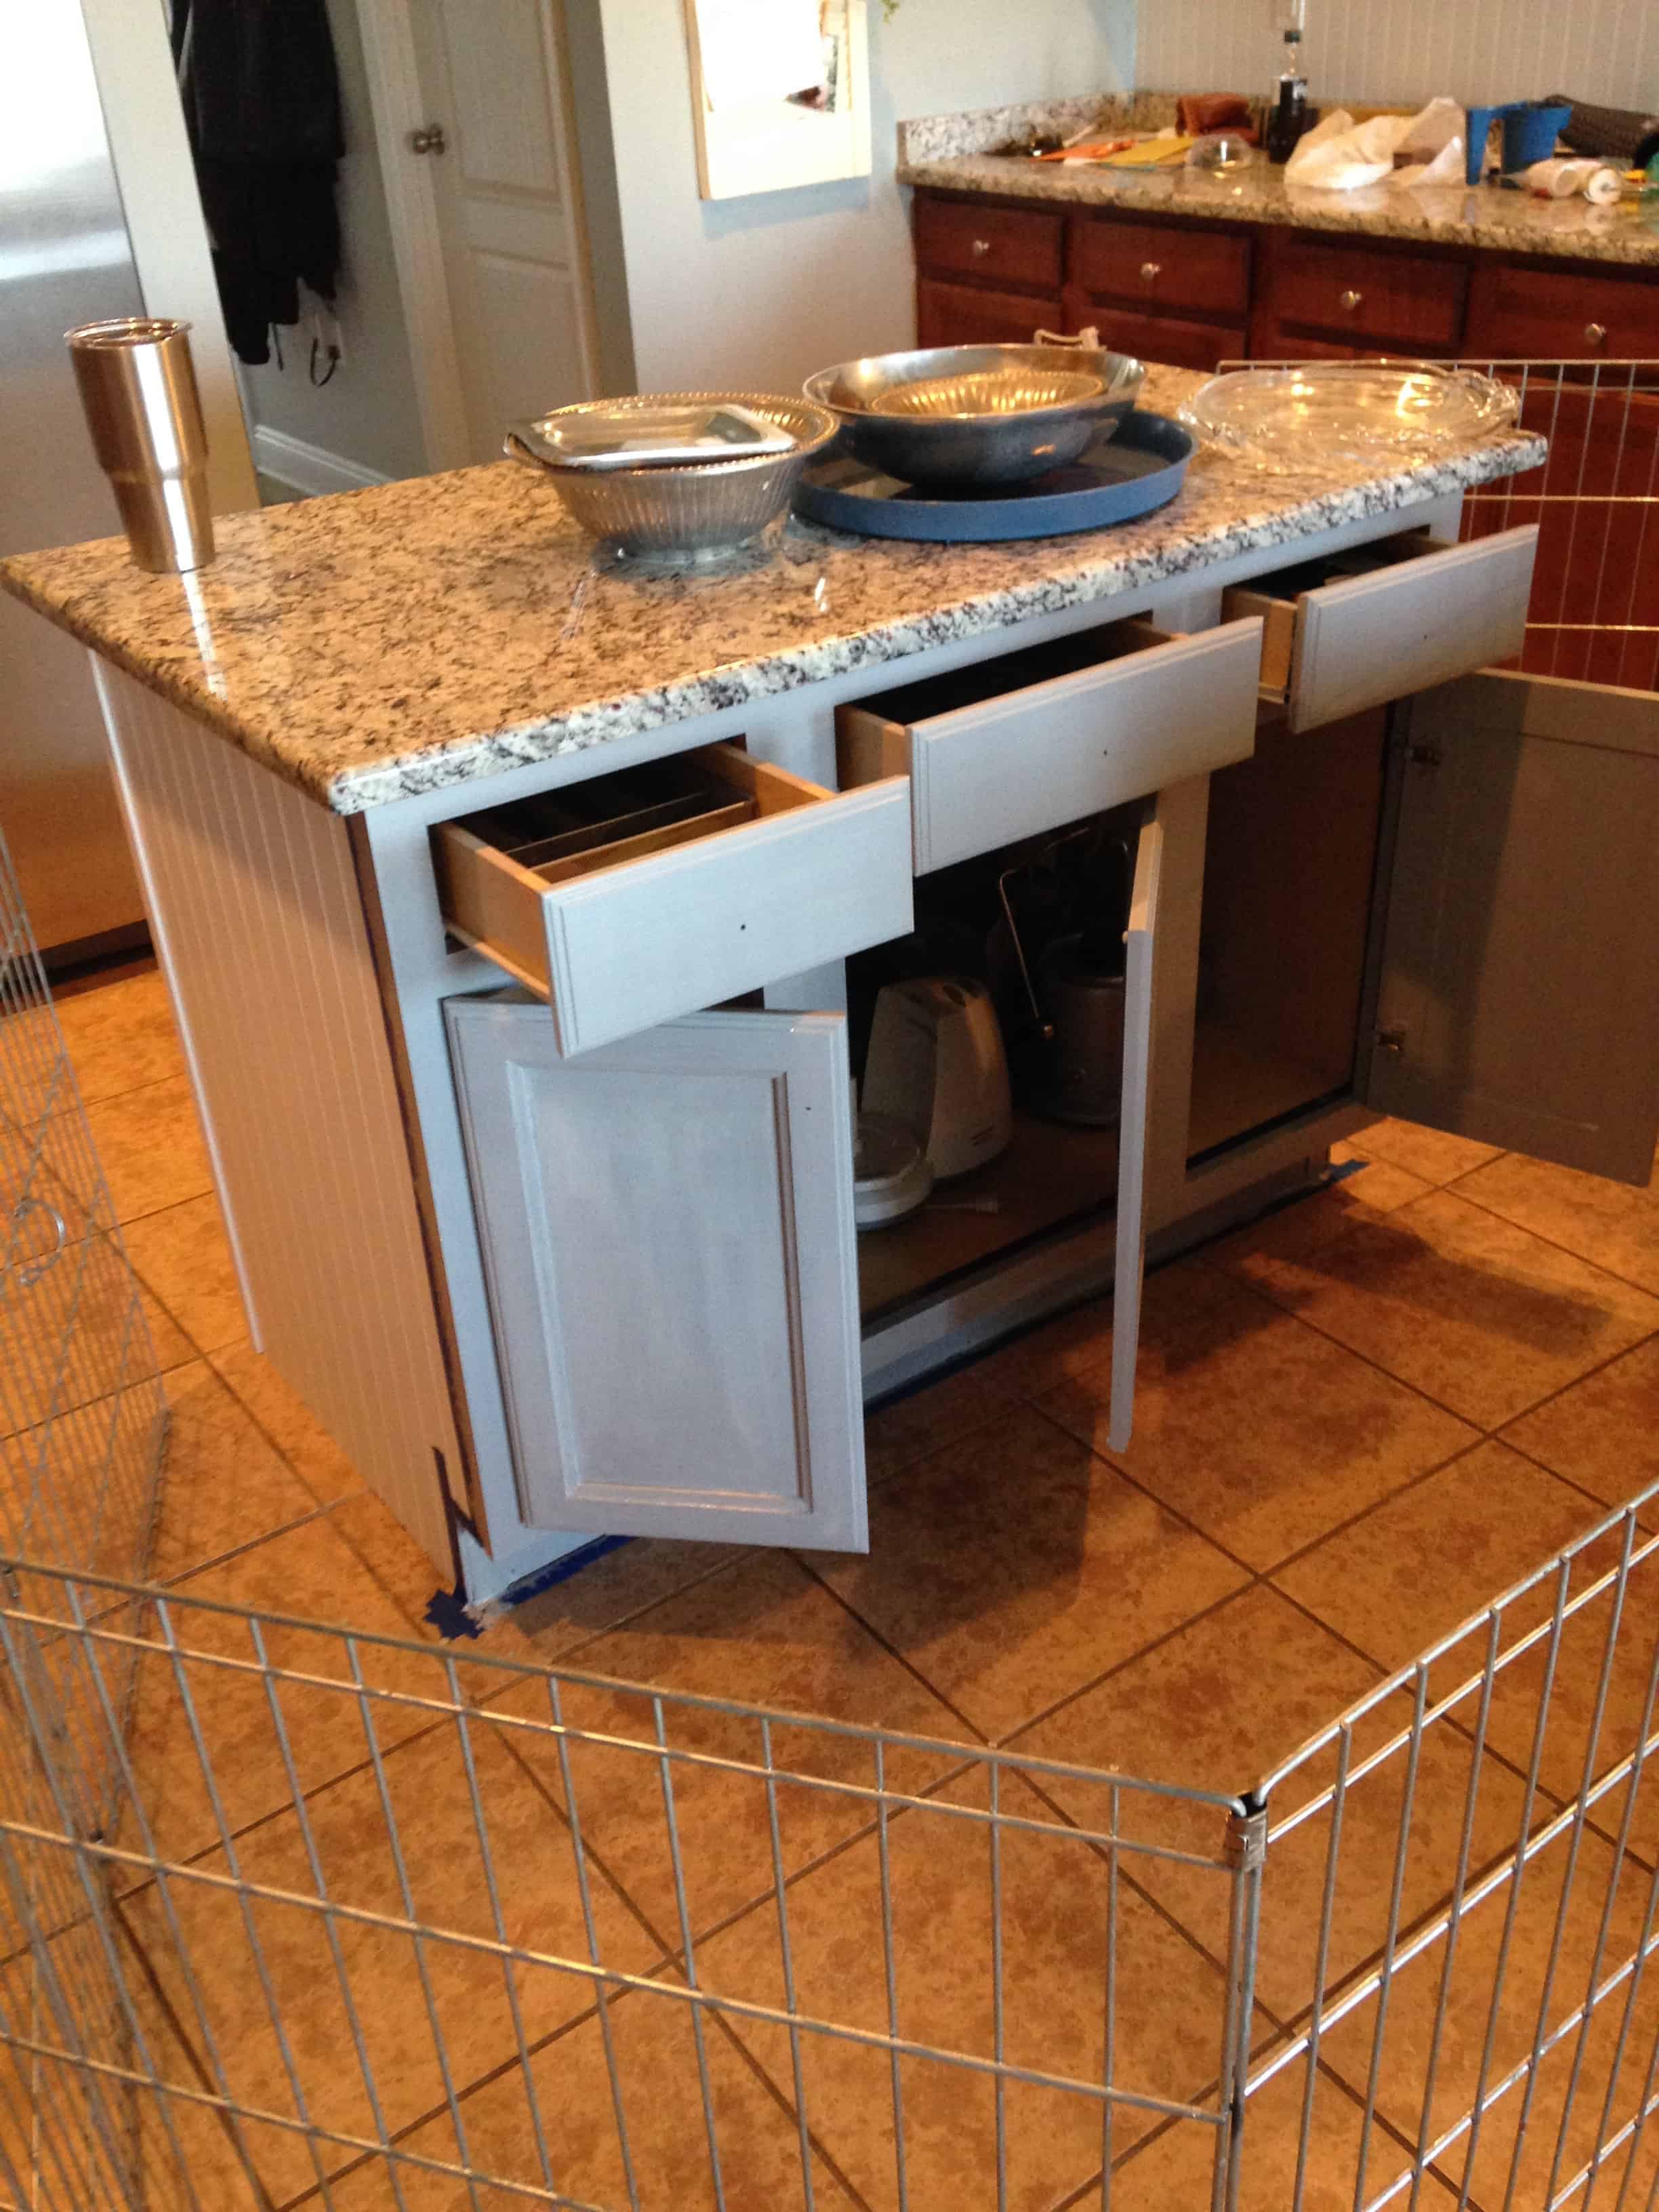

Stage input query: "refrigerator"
[{"left": 1, "top": 0, "right": 150, "bottom": 963}]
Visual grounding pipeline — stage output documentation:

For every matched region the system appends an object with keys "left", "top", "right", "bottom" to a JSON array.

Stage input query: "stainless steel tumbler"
[{"left": 65, "top": 317, "right": 215, "bottom": 573}]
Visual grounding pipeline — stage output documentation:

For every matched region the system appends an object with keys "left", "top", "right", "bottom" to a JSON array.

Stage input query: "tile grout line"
[{"left": 787, "top": 1552, "right": 995, "bottom": 1747}]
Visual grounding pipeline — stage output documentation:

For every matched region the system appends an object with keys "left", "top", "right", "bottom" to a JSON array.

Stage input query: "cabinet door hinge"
[
  {"left": 1404, "top": 742, "right": 1442, "bottom": 767},
  {"left": 1374, "top": 1026, "right": 1407, "bottom": 1059}
]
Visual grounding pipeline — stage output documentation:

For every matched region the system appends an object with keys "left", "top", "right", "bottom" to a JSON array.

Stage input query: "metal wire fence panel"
[
  {"left": 1249, "top": 1478, "right": 1659, "bottom": 2212},
  {"left": 0, "top": 1561, "right": 1258, "bottom": 2212}
]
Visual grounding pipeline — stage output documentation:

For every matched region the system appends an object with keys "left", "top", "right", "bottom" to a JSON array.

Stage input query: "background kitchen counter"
[
  {"left": 900, "top": 95, "right": 1659, "bottom": 268},
  {"left": 0, "top": 368, "right": 1540, "bottom": 816}
]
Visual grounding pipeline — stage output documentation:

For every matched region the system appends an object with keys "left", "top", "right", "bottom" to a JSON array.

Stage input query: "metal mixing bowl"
[
  {"left": 803, "top": 345, "right": 1145, "bottom": 486},
  {"left": 504, "top": 392, "right": 838, "bottom": 556}
]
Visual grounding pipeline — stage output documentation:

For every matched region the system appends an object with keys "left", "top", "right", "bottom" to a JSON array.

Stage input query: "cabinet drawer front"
[
  {"left": 1265, "top": 238, "right": 1465, "bottom": 348},
  {"left": 1082, "top": 304, "right": 1246, "bottom": 373},
  {"left": 1074, "top": 218, "right": 1250, "bottom": 317},
  {"left": 436, "top": 747, "right": 914, "bottom": 1056},
  {"left": 1223, "top": 526, "right": 1538, "bottom": 732},
  {"left": 1465, "top": 262, "right": 1659, "bottom": 363},
  {"left": 914, "top": 195, "right": 1065, "bottom": 289},
  {"left": 916, "top": 277, "right": 1061, "bottom": 351},
  {"left": 838, "top": 621, "right": 1262, "bottom": 874}
]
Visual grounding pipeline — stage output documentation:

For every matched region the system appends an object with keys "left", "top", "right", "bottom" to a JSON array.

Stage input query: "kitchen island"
[{"left": 11, "top": 367, "right": 1656, "bottom": 1614}]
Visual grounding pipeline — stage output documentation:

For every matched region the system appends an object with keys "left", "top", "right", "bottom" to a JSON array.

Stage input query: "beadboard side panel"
[{"left": 96, "top": 665, "right": 457, "bottom": 1572}]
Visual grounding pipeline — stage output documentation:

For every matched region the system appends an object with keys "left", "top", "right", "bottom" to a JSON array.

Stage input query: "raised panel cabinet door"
[
  {"left": 916, "top": 278, "right": 1064, "bottom": 351},
  {"left": 445, "top": 997, "right": 869, "bottom": 1550},
  {"left": 1110, "top": 811, "right": 1166, "bottom": 1453},
  {"left": 1368, "top": 672, "right": 1659, "bottom": 1185}
]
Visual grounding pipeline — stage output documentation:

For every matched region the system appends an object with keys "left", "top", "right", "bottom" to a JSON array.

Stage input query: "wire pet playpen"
[
  {"left": 5, "top": 368, "right": 1659, "bottom": 2209},
  {"left": 5, "top": 1482, "right": 1659, "bottom": 2212}
]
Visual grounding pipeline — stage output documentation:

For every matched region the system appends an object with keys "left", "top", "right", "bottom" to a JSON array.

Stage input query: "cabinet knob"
[
  {"left": 970, "top": 237, "right": 991, "bottom": 257},
  {"left": 1140, "top": 260, "right": 1161, "bottom": 283},
  {"left": 1584, "top": 321, "right": 1607, "bottom": 348},
  {"left": 1340, "top": 288, "right": 1364, "bottom": 312},
  {"left": 408, "top": 121, "right": 447, "bottom": 156}
]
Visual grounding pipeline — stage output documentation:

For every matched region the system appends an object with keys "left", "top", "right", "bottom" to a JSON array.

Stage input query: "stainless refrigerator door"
[{"left": 1, "top": 0, "right": 147, "bottom": 956}]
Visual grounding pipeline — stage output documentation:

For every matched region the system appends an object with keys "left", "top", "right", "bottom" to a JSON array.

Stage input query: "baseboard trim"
[{"left": 251, "top": 425, "right": 391, "bottom": 499}]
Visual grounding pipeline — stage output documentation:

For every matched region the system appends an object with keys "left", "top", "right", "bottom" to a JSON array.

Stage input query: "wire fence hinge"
[{"left": 1225, "top": 1806, "right": 1269, "bottom": 1872}]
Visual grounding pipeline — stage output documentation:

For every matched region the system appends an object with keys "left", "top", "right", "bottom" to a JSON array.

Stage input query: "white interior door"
[
  {"left": 445, "top": 996, "right": 868, "bottom": 1551},
  {"left": 407, "top": 0, "right": 595, "bottom": 463},
  {"left": 1109, "top": 811, "right": 1165, "bottom": 1453},
  {"left": 1368, "top": 671, "right": 1659, "bottom": 1187}
]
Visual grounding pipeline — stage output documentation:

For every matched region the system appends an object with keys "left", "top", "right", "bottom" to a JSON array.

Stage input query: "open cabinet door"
[
  {"left": 445, "top": 998, "right": 867, "bottom": 1551},
  {"left": 1367, "top": 672, "right": 1659, "bottom": 1186},
  {"left": 1109, "top": 814, "right": 1165, "bottom": 1453}
]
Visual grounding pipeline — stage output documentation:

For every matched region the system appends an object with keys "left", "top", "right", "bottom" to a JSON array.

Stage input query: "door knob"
[
  {"left": 1584, "top": 322, "right": 1607, "bottom": 347},
  {"left": 1340, "top": 289, "right": 1364, "bottom": 312},
  {"left": 409, "top": 122, "right": 447, "bottom": 155}
]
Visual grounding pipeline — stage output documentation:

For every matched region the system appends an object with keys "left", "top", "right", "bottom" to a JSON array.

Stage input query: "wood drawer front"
[
  {"left": 1074, "top": 218, "right": 1250, "bottom": 317},
  {"left": 1263, "top": 238, "right": 1466, "bottom": 349},
  {"left": 836, "top": 619, "right": 1261, "bottom": 874},
  {"left": 1465, "top": 262, "right": 1659, "bottom": 363},
  {"left": 916, "top": 277, "right": 1061, "bottom": 351},
  {"left": 914, "top": 196, "right": 1065, "bottom": 290},
  {"left": 1222, "top": 525, "right": 1538, "bottom": 731},
  {"left": 1080, "top": 304, "right": 1246, "bottom": 373},
  {"left": 435, "top": 746, "right": 914, "bottom": 1057}
]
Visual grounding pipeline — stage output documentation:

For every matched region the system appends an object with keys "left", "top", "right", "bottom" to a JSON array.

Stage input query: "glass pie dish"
[{"left": 1178, "top": 362, "right": 1520, "bottom": 472}]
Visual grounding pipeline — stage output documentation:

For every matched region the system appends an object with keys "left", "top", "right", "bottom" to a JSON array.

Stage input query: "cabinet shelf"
[{"left": 858, "top": 1107, "right": 1120, "bottom": 1324}]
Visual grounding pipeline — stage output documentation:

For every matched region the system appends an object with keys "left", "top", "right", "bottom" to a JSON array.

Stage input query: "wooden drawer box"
[
  {"left": 1465, "top": 263, "right": 1659, "bottom": 363},
  {"left": 914, "top": 196, "right": 1065, "bottom": 291},
  {"left": 435, "top": 746, "right": 913, "bottom": 1056},
  {"left": 1221, "top": 525, "right": 1538, "bottom": 731},
  {"left": 1260, "top": 237, "right": 1467, "bottom": 350},
  {"left": 836, "top": 618, "right": 1261, "bottom": 874},
  {"left": 1074, "top": 217, "right": 1250, "bottom": 319}
]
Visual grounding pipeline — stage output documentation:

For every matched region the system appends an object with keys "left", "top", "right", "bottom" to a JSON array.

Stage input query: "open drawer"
[
  {"left": 434, "top": 744, "right": 913, "bottom": 1057},
  {"left": 836, "top": 617, "right": 1262, "bottom": 874},
  {"left": 1221, "top": 523, "right": 1538, "bottom": 733}
]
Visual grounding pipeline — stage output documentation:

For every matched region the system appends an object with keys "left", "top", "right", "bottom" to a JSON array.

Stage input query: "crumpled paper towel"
[{"left": 1287, "top": 98, "right": 1466, "bottom": 191}]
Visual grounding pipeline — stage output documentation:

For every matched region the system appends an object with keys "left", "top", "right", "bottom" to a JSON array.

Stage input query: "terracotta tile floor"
[{"left": 12, "top": 962, "right": 1659, "bottom": 2211}]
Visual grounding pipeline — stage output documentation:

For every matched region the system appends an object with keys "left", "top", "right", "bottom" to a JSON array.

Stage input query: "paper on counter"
[
  {"left": 694, "top": 0, "right": 824, "bottom": 110},
  {"left": 1287, "top": 98, "right": 1466, "bottom": 192}
]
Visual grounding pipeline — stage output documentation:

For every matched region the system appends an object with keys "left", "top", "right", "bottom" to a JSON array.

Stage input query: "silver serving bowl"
[
  {"left": 803, "top": 345, "right": 1146, "bottom": 486},
  {"left": 505, "top": 391, "right": 838, "bottom": 556}
]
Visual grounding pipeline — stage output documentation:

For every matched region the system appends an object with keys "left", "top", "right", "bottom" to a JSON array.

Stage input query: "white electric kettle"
[{"left": 861, "top": 977, "right": 1014, "bottom": 1180}]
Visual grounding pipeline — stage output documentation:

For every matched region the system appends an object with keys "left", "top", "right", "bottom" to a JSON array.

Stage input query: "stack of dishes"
[
  {"left": 804, "top": 344, "right": 1146, "bottom": 487},
  {"left": 505, "top": 392, "right": 838, "bottom": 556}
]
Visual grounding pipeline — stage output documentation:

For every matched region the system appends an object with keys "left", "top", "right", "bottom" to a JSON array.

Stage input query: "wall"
[
  {"left": 237, "top": 0, "right": 426, "bottom": 487},
  {"left": 1136, "top": 0, "right": 1659, "bottom": 116},
  {"left": 573, "top": 0, "right": 1137, "bottom": 396}
]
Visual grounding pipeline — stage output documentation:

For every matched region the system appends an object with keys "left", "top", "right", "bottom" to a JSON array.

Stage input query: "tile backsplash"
[{"left": 1135, "top": 0, "right": 1658, "bottom": 117}]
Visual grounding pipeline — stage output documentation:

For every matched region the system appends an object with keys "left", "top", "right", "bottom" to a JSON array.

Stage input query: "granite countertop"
[
  {"left": 900, "top": 95, "right": 1659, "bottom": 268},
  {"left": 0, "top": 367, "right": 1544, "bottom": 815}
]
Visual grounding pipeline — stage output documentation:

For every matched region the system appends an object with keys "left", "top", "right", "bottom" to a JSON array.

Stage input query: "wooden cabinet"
[
  {"left": 1071, "top": 304, "right": 1244, "bottom": 373},
  {"left": 1465, "top": 263, "right": 1659, "bottom": 364},
  {"left": 1252, "top": 234, "right": 1466, "bottom": 355},
  {"left": 914, "top": 194, "right": 1065, "bottom": 291},
  {"left": 1073, "top": 215, "right": 1250, "bottom": 319},
  {"left": 916, "top": 276, "right": 1063, "bottom": 350}
]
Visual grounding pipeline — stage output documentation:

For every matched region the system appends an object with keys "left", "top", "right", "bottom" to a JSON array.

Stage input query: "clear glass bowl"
[{"left": 1178, "top": 363, "right": 1520, "bottom": 472}]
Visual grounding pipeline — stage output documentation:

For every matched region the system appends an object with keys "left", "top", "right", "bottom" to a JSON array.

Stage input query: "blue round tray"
[{"left": 793, "top": 408, "right": 1195, "bottom": 544}]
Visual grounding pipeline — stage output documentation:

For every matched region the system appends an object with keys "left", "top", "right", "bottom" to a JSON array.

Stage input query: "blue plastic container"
[{"left": 1464, "top": 100, "right": 1573, "bottom": 186}]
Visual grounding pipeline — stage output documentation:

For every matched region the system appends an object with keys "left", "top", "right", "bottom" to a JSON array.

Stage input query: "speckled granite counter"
[
  {"left": 0, "top": 367, "right": 1544, "bottom": 815},
  {"left": 900, "top": 95, "right": 1659, "bottom": 268}
]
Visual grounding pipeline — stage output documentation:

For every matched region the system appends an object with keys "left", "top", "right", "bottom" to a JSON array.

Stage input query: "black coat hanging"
[{"left": 173, "top": 0, "right": 346, "bottom": 367}]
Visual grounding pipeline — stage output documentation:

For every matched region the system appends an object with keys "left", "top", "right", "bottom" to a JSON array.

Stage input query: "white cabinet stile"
[{"left": 1110, "top": 814, "right": 1165, "bottom": 1453}]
